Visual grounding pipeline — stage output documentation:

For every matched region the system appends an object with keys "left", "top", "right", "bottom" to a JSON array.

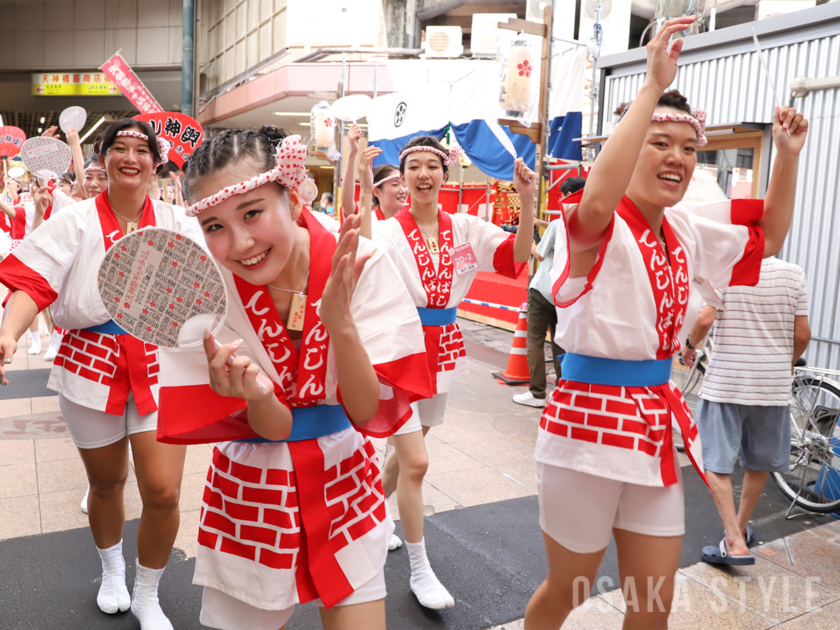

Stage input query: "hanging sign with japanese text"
[
  {"left": 32, "top": 72, "right": 121, "bottom": 96},
  {"left": 100, "top": 52, "right": 164, "bottom": 114},
  {"left": 134, "top": 113, "right": 204, "bottom": 169}
]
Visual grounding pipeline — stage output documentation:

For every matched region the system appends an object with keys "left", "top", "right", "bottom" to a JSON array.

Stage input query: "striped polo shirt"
[{"left": 699, "top": 257, "right": 809, "bottom": 406}]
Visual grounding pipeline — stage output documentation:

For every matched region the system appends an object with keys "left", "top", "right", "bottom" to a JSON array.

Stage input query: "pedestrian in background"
[
  {"left": 689, "top": 256, "right": 810, "bottom": 565},
  {"left": 513, "top": 176, "right": 585, "bottom": 408}
]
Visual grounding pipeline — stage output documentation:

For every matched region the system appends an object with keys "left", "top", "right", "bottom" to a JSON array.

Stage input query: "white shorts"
[
  {"left": 393, "top": 392, "right": 449, "bottom": 435},
  {"left": 536, "top": 461, "right": 685, "bottom": 554},
  {"left": 58, "top": 394, "right": 157, "bottom": 450},
  {"left": 199, "top": 568, "right": 386, "bottom": 630}
]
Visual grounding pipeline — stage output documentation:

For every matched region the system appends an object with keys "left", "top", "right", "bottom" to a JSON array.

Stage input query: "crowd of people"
[{"left": 0, "top": 15, "right": 813, "bottom": 630}]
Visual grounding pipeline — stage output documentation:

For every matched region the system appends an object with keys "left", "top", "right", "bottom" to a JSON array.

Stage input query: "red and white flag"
[{"left": 100, "top": 52, "right": 164, "bottom": 115}]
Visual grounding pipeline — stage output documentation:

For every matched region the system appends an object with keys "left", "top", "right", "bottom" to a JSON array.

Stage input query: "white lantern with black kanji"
[{"left": 499, "top": 37, "right": 538, "bottom": 119}]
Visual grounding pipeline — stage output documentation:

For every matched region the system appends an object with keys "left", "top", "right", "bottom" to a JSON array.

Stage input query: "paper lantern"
[
  {"left": 499, "top": 38, "right": 538, "bottom": 118},
  {"left": 310, "top": 101, "right": 336, "bottom": 150}
]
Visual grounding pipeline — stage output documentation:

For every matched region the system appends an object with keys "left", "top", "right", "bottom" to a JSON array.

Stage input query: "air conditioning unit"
[
  {"left": 424, "top": 26, "right": 464, "bottom": 58},
  {"left": 526, "top": 0, "right": 551, "bottom": 22},
  {"left": 470, "top": 13, "right": 517, "bottom": 56}
]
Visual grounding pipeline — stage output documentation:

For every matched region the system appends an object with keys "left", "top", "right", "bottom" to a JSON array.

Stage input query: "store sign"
[
  {"left": 31, "top": 72, "right": 121, "bottom": 96},
  {"left": 100, "top": 52, "right": 163, "bottom": 114}
]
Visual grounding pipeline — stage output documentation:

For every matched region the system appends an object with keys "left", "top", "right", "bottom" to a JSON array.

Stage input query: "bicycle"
[
  {"left": 771, "top": 365, "right": 840, "bottom": 516},
  {"left": 670, "top": 333, "right": 713, "bottom": 452}
]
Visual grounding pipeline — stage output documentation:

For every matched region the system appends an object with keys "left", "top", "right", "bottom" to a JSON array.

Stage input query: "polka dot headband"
[
  {"left": 399, "top": 145, "right": 465, "bottom": 167},
  {"left": 650, "top": 110, "right": 708, "bottom": 147},
  {"left": 115, "top": 130, "right": 173, "bottom": 165},
  {"left": 185, "top": 134, "right": 308, "bottom": 217},
  {"left": 374, "top": 173, "right": 402, "bottom": 188}
]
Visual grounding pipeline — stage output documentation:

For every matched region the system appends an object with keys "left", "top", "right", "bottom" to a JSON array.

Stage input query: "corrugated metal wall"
[{"left": 602, "top": 32, "right": 840, "bottom": 369}]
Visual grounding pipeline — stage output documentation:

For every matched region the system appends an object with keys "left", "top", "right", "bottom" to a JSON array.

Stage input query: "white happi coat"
[
  {"left": 374, "top": 211, "right": 526, "bottom": 393},
  {"left": 155, "top": 214, "right": 432, "bottom": 611},
  {"left": 0, "top": 195, "right": 203, "bottom": 413},
  {"left": 537, "top": 194, "right": 765, "bottom": 487}
]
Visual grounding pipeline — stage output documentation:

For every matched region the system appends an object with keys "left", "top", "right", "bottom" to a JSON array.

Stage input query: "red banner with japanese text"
[{"left": 100, "top": 52, "right": 164, "bottom": 114}]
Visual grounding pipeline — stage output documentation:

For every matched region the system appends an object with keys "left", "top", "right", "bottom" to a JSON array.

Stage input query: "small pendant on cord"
[
  {"left": 288, "top": 293, "right": 306, "bottom": 332},
  {"left": 127, "top": 221, "right": 138, "bottom": 234},
  {"left": 427, "top": 237, "right": 439, "bottom": 254}
]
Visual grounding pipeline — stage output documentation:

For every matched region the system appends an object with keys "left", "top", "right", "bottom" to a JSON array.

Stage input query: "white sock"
[
  {"left": 131, "top": 560, "right": 174, "bottom": 630},
  {"left": 28, "top": 330, "right": 42, "bottom": 355},
  {"left": 96, "top": 541, "right": 131, "bottom": 614},
  {"left": 389, "top": 533, "right": 403, "bottom": 551},
  {"left": 406, "top": 539, "right": 454, "bottom": 609}
]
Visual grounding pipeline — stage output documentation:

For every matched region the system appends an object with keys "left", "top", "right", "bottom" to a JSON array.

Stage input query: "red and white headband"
[
  {"left": 115, "top": 130, "right": 172, "bottom": 165},
  {"left": 399, "top": 145, "right": 464, "bottom": 167},
  {"left": 84, "top": 163, "right": 105, "bottom": 173},
  {"left": 650, "top": 109, "right": 708, "bottom": 147},
  {"left": 185, "top": 134, "right": 308, "bottom": 217},
  {"left": 374, "top": 173, "right": 402, "bottom": 188}
]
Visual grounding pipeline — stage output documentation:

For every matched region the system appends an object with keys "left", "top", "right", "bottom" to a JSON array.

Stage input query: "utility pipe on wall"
[{"left": 182, "top": 0, "right": 196, "bottom": 117}]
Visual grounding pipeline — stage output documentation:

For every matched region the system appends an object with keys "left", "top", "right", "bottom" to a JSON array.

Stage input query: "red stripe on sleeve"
[
  {"left": 730, "top": 225, "right": 765, "bottom": 287},
  {"left": 157, "top": 384, "right": 254, "bottom": 444},
  {"left": 492, "top": 234, "right": 527, "bottom": 279},
  {"left": 0, "top": 254, "right": 58, "bottom": 311},
  {"left": 730, "top": 198, "right": 764, "bottom": 226},
  {"left": 353, "top": 351, "right": 436, "bottom": 438}
]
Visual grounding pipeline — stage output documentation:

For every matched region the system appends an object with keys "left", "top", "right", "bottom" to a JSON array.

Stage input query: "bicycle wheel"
[{"left": 772, "top": 377, "right": 840, "bottom": 513}]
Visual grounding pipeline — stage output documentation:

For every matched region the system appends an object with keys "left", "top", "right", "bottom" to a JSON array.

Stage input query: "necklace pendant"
[
  {"left": 126, "top": 221, "right": 138, "bottom": 234},
  {"left": 427, "top": 237, "right": 439, "bottom": 254},
  {"left": 288, "top": 293, "right": 306, "bottom": 332}
]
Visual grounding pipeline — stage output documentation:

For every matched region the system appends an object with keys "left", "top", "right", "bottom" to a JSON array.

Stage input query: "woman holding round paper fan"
[
  {"left": 365, "top": 135, "right": 535, "bottom": 610},
  {"left": 0, "top": 118, "right": 202, "bottom": 630},
  {"left": 154, "top": 125, "right": 433, "bottom": 630},
  {"left": 524, "top": 17, "right": 809, "bottom": 629}
]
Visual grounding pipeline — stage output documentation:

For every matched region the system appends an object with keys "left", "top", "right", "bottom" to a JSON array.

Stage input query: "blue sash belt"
[
  {"left": 237, "top": 404, "right": 352, "bottom": 443},
  {"left": 83, "top": 321, "right": 130, "bottom": 335},
  {"left": 416, "top": 307, "right": 458, "bottom": 327},
  {"left": 560, "top": 353, "right": 671, "bottom": 387}
]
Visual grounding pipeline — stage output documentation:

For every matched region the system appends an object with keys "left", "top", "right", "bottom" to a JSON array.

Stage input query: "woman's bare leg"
[
  {"left": 129, "top": 431, "right": 186, "bottom": 569},
  {"left": 524, "top": 532, "right": 606, "bottom": 630},
  {"left": 319, "top": 599, "right": 385, "bottom": 630},
  {"left": 613, "top": 529, "right": 681, "bottom": 630},
  {"left": 77, "top": 437, "right": 130, "bottom": 548}
]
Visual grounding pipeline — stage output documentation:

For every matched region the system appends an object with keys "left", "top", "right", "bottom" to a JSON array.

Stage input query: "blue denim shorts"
[{"left": 696, "top": 399, "right": 791, "bottom": 474}]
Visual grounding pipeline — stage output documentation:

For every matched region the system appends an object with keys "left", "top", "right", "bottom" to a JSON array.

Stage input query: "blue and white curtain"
[{"left": 368, "top": 48, "right": 588, "bottom": 181}]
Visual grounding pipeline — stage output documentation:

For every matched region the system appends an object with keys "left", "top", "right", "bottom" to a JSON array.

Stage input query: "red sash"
[
  {"left": 616, "top": 197, "right": 701, "bottom": 486},
  {"left": 394, "top": 208, "right": 453, "bottom": 309},
  {"left": 234, "top": 210, "right": 334, "bottom": 409},
  {"left": 95, "top": 191, "right": 155, "bottom": 249},
  {"left": 616, "top": 198, "right": 689, "bottom": 359}
]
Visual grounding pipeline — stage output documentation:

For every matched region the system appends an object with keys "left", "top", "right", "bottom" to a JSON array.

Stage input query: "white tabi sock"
[
  {"left": 96, "top": 540, "right": 131, "bottom": 614},
  {"left": 28, "top": 329, "right": 42, "bottom": 355},
  {"left": 131, "top": 560, "right": 174, "bottom": 630},
  {"left": 43, "top": 330, "right": 61, "bottom": 361},
  {"left": 389, "top": 534, "right": 403, "bottom": 551},
  {"left": 406, "top": 539, "right": 454, "bottom": 609}
]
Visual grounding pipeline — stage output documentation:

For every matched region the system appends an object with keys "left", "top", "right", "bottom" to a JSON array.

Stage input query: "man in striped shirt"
[{"left": 682, "top": 256, "right": 810, "bottom": 565}]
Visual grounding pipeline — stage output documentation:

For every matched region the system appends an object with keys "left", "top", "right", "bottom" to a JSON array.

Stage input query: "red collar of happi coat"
[
  {"left": 374, "top": 207, "right": 386, "bottom": 221},
  {"left": 394, "top": 208, "right": 454, "bottom": 308},
  {"left": 616, "top": 196, "right": 689, "bottom": 359},
  {"left": 95, "top": 191, "right": 155, "bottom": 251},
  {"left": 234, "top": 209, "right": 334, "bottom": 408}
]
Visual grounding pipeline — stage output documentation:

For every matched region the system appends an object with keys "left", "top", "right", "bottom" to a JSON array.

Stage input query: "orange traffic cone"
[{"left": 493, "top": 303, "right": 530, "bottom": 385}]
